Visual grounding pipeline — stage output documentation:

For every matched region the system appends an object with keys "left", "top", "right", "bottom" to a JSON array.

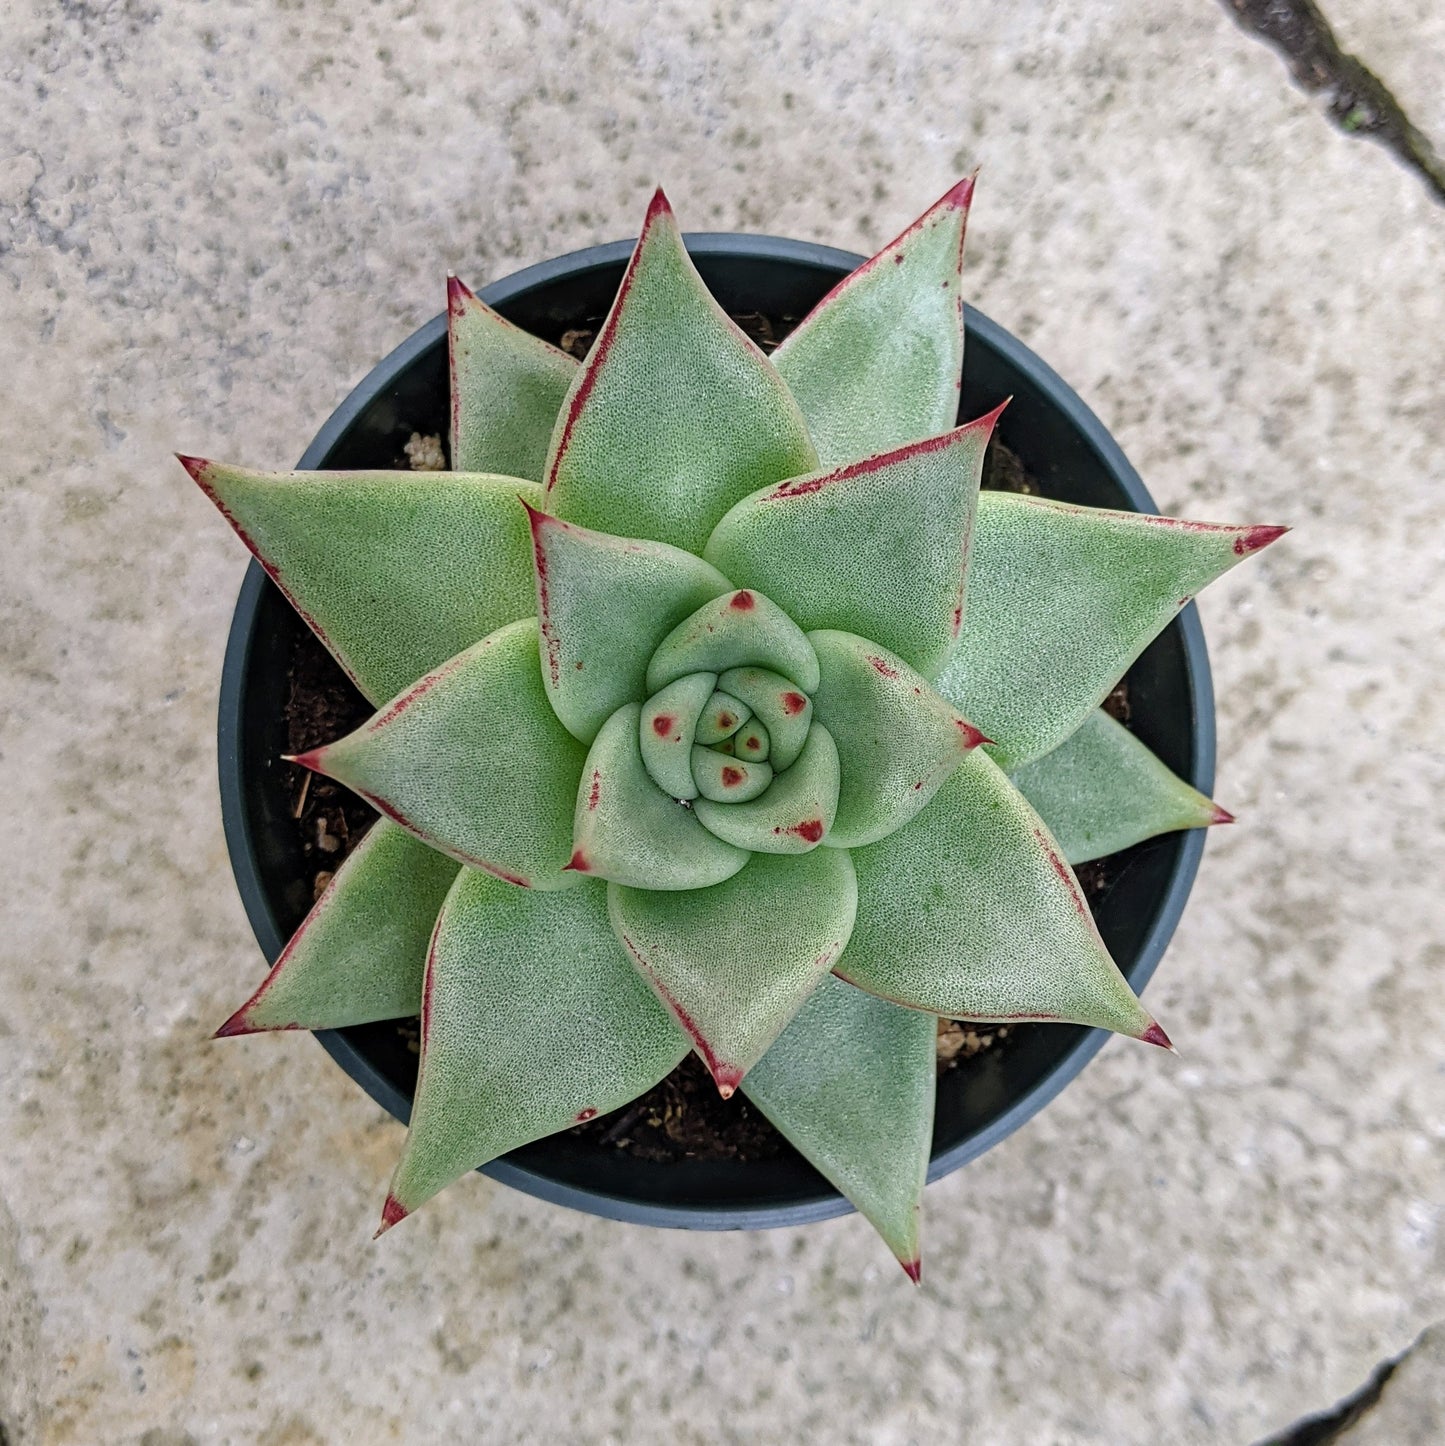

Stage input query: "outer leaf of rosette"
[
  {"left": 645, "top": 589, "right": 820, "bottom": 696},
  {"left": 608, "top": 848, "right": 858, "bottom": 1097},
  {"left": 569, "top": 704, "right": 749, "bottom": 890},
  {"left": 289, "top": 618, "right": 587, "bottom": 890},
  {"left": 742, "top": 974, "right": 936, "bottom": 1280},
  {"left": 378, "top": 870, "right": 689, "bottom": 1232},
  {"left": 1008, "top": 708, "right": 1231, "bottom": 865},
  {"left": 704, "top": 410, "right": 1001, "bottom": 680},
  {"left": 693, "top": 725, "right": 840, "bottom": 855},
  {"left": 933, "top": 492, "right": 1288, "bottom": 769},
  {"left": 836, "top": 751, "right": 1169, "bottom": 1044},
  {"left": 772, "top": 177, "right": 975, "bottom": 468},
  {"left": 639, "top": 672, "right": 716, "bottom": 801},
  {"left": 543, "top": 189, "right": 819, "bottom": 555},
  {"left": 181, "top": 459, "right": 544, "bottom": 706},
  {"left": 214, "top": 821, "right": 459, "bottom": 1036},
  {"left": 715, "top": 668, "right": 812, "bottom": 772},
  {"left": 448, "top": 275, "right": 579, "bottom": 480},
  {"left": 807, "top": 631, "right": 988, "bottom": 849},
  {"left": 525, "top": 505, "right": 733, "bottom": 743}
]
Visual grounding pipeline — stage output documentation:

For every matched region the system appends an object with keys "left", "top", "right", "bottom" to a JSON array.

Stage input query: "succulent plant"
[{"left": 186, "top": 179, "right": 1284, "bottom": 1279}]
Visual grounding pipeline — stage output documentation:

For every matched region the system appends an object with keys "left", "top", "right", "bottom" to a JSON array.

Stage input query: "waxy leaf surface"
[
  {"left": 382, "top": 870, "right": 688, "bottom": 1226},
  {"left": 570, "top": 704, "right": 749, "bottom": 889},
  {"left": 705, "top": 412, "right": 999, "bottom": 678},
  {"left": 935, "top": 493, "right": 1286, "bottom": 768},
  {"left": 526, "top": 506, "right": 732, "bottom": 742},
  {"left": 693, "top": 724, "right": 840, "bottom": 854},
  {"left": 544, "top": 190, "right": 818, "bottom": 553},
  {"left": 838, "top": 751, "right": 1161, "bottom": 1040},
  {"left": 773, "top": 177, "right": 973, "bottom": 466},
  {"left": 448, "top": 275, "right": 578, "bottom": 480},
  {"left": 294, "top": 619, "right": 586, "bottom": 889},
  {"left": 609, "top": 848, "right": 857, "bottom": 1096},
  {"left": 1009, "top": 708, "right": 1228, "bottom": 864},
  {"left": 808, "top": 630, "right": 987, "bottom": 849},
  {"left": 216, "top": 821, "right": 458, "bottom": 1035},
  {"left": 716, "top": 667, "right": 813, "bottom": 771},
  {"left": 646, "top": 589, "right": 820, "bottom": 695},
  {"left": 183, "top": 460, "right": 540, "bottom": 705},
  {"left": 743, "top": 974, "right": 935, "bottom": 1276},
  {"left": 639, "top": 672, "right": 716, "bottom": 800}
]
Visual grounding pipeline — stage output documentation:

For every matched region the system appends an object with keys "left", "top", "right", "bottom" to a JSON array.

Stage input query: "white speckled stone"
[{"left": 2, "top": 2, "right": 1443, "bottom": 1442}]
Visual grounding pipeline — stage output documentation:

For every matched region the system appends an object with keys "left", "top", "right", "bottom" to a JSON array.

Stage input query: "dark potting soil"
[{"left": 276, "top": 310, "right": 1129, "bottom": 1166}]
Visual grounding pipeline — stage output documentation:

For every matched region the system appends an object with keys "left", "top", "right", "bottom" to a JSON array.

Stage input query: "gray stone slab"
[{"left": 2, "top": 1, "right": 1443, "bottom": 1441}]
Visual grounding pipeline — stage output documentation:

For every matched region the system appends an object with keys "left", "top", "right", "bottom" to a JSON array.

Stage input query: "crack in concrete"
[
  {"left": 1222, "top": 0, "right": 1445, "bottom": 204},
  {"left": 1254, "top": 1327, "right": 1426, "bottom": 1444}
]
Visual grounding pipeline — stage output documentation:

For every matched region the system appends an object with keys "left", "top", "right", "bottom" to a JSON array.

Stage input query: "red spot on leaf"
[
  {"left": 793, "top": 819, "right": 824, "bottom": 843},
  {"left": 588, "top": 770, "right": 602, "bottom": 809},
  {"left": 651, "top": 714, "right": 675, "bottom": 739},
  {"left": 722, "top": 766, "right": 745, "bottom": 787},
  {"left": 954, "top": 718, "right": 988, "bottom": 750},
  {"left": 575, "top": 1107, "right": 598, "bottom": 1123},
  {"left": 729, "top": 590, "right": 755, "bottom": 610},
  {"left": 782, "top": 692, "right": 807, "bottom": 715},
  {"left": 868, "top": 655, "right": 900, "bottom": 679},
  {"left": 565, "top": 849, "right": 591, "bottom": 873},
  {"left": 912, "top": 781, "right": 924, "bottom": 791},
  {"left": 953, "top": 604, "right": 963, "bottom": 633},
  {"left": 1033, "top": 826, "right": 1088, "bottom": 918},
  {"left": 717, "top": 712, "right": 734, "bottom": 729}
]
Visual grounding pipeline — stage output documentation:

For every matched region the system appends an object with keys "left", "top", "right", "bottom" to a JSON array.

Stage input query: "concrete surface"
[{"left": 2, "top": 1, "right": 1443, "bottom": 1442}]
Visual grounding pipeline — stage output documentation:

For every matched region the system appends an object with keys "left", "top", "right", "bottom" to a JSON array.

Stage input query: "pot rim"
[{"left": 218, "top": 232, "right": 1215, "bottom": 1231}]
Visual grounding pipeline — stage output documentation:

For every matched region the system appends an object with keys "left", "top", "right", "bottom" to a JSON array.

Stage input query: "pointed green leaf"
[
  {"left": 1009, "top": 709, "right": 1230, "bottom": 865},
  {"left": 773, "top": 177, "right": 974, "bottom": 466},
  {"left": 743, "top": 974, "right": 935, "bottom": 1278},
  {"left": 715, "top": 667, "right": 813, "bottom": 771},
  {"left": 181, "top": 458, "right": 541, "bottom": 705},
  {"left": 570, "top": 704, "right": 749, "bottom": 890},
  {"left": 836, "top": 751, "right": 1168, "bottom": 1042},
  {"left": 215, "top": 821, "right": 458, "bottom": 1035},
  {"left": 694, "top": 691, "right": 751, "bottom": 746},
  {"left": 293, "top": 619, "right": 586, "bottom": 890},
  {"left": 447, "top": 275, "right": 578, "bottom": 480},
  {"left": 380, "top": 870, "right": 689, "bottom": 1228},
  {"left": 639, "top": 672, "right": 716, "bottom": 800},
  {"left": 704, "top": 411, "right": 1000, "bottom": 678},
  {"left": 733, "top": 723, "right": 770, "bottom": 762},
  {"left": 691, "top": 747, "right": 772, "bottom": 802},
  {"left": 693, "top": 724, "right": 840, "bottom": 854},
  {"left": 543, "top": 189, "right": 818, "bottom": 553},
  {"left": 808, "top": 630, "right": 988, "bottom": 849},
  {"left": 646, "top": 589, "right": 820, "bottom": 695},
  {"left": 525, "top": 505, "right": 732, "bottom": 742},
  {"left": 934, "top": 493, "right": 1288, "bottom": 768},
  {"left": 608, "top": 848, "right": 857, "bottom": 1096}
]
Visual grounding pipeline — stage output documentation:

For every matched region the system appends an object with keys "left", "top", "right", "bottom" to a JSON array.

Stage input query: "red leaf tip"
[
  {"left": 1140, "top": 1021, "right": 1177, "bottom": 1054},
  {"left": 446, "top": 273, "right": 475, "bottom": 315},
  {"left": 943, "top": 172, "right": 977, "bottom": 211},
  {"left": 175, "top": 454, "right": 210, "bottom": 482},
  {"left": 968, "top": 396, "right": 1011, "bottom": 436},
  {"left": 373, "top": 1193, "right": 408, "bottom": 1239},
  {"left": 564, "top": 849, "right": 591, "bottom": 873},
  {"left": 212, "top": 1009, "right": 253, "bottom": 1039},
  {"left": 1210, "top": 804, "right": 1236, "bottom": 825},
  {"left": 713, "top": 1065, "right": 744, "bottom": 1100},
  {"left": 285, "top": 748, "right": 327, "bottom": 775},
  {"left": 1234, "top": 524, "right": 1290, "bottom": 556},
  {"left": 645, "top": 186, "right": 675, "bottom": 225},
  {"left": 900, "top": 1257, "right": 923, "bottom": 1286}
]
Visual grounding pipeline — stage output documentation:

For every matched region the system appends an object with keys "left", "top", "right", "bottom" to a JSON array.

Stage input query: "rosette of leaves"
[{"left": 185, "top": 180, "right": 1284, "bottom": 1280}]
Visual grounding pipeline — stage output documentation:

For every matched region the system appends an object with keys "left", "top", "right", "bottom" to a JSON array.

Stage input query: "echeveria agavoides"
[{"left": 188, "top": 182, "right": 1285, "bottom": 1280}]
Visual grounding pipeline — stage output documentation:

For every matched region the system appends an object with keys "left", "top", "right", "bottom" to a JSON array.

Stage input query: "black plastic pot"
[{"left": 218, "top": 235, "right": 1215, "bottom": 1230}]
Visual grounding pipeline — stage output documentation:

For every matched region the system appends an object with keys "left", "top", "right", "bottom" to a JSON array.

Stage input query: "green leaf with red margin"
[
  {"left": 807, "top": 630, "right": 988, "bottom": 849},
  {"left": 608, "top": 848, "right": 857, "bottom": 1097},
  {"left": 569, "top": 703, "right": 749, "bottom": 890},
  {"left": 214, "top": 821, "right": 459, "bottom": 1035},
  {"left": 692, "top": 724, "right": 841, "bottom": 855},
  {"left": 291, "top": 619, "right": 586, "bottom": 890},
  {"left": 772, "top": 177, "right": 975, "bottom": 467},
  {"left": 180, "top": 459, "right": 542, "bottom": 706},
  {"left": 543, "top": 189, "right": 818, "bottom": 553},
  {"left": 1009, "top": 708, "right": 1231, "bottom": 865},
  {"left": 704, "top": 410, "right": 1001, "bottom": 679},
  {"left": 645, "top": 588, "right": 820, "bottom": 695},
  {"left": 378, "top": 870, "right": 688, "bottom": 1232},
  {"left": 447, "top": 275, "right": 578, "bottom": 480},
  {"left": 934, "top": 492, "right": 1288, "bottom": 768},
  {"left": 524, "top": 504, "right": 732, "bottom": 743},
  {"left": 836, "top": 751, "right": 1170, "bottom": 1044},
  {"left": 742, "top": 974, "right": 935, "bottom": 1281}
]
